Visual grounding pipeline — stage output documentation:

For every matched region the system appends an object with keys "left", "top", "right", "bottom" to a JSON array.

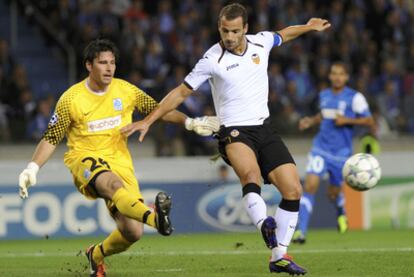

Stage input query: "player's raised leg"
[
  {"left": 87, "top": 214, "right": 142, "bottom": 277},
  {"left": 267, "top": 163, "right": 307, "bottom": 275},
  {"left": 94, "top": 171, "right": 172, "bottom": 235},
  {"left": 293, "top": 174, "right": 320, "bottom": 244},
  {"left": 225, "top": 142, "right": 277, "bottom": 249}
]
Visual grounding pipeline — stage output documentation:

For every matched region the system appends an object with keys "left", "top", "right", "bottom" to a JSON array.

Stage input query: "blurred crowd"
[
  {"left": 0, "top": 38, "right": 56, "bottom": 142},
  {"left": 1, "top": 0, "right": 414, "bottom": 155}
]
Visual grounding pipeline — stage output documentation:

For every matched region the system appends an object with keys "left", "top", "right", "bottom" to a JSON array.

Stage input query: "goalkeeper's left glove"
[
  {"left": 18, "top": 162, "right": 39, "bottom": 199},
  {"left": 185, "top": 116, "right": 220, "bottom": 136}
]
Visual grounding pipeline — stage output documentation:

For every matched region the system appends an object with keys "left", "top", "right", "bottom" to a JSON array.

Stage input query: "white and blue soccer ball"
[{"left": 342, "top": 153, "right": 381, "bottom": 191}]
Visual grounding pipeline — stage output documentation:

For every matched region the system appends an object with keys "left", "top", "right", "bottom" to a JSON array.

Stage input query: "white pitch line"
[
  {"left": 154, "top": 269, "right": 183, "bottom": 272},
  {"left": 0, "top": 247, "right": 413, "bottom": 258}
]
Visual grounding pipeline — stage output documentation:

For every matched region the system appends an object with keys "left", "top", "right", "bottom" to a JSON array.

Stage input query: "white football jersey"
[{"left": 184, "top": 31, "right": 282, "bottom": 127}]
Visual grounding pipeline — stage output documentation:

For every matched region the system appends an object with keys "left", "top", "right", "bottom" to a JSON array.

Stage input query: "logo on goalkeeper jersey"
[
  {"left": 87, "top": 115, "right": 121, "bottom": 132},
  {"left": 83, "top": 169, "right": 91, "bottom": 180},
  {"left": 113, "top": 98, "right": 123, "bottom": 111}
]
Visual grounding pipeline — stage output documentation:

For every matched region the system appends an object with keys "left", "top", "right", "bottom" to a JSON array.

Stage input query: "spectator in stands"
[
  {"left": 0, "top": 39, "right": 14, "bottom": 76},
  {"left": 372, "top": 59, "right": 403, "bottom": 97},
  {"left": 403, "top": 87, "right": 414, "bottom": 133},
  {"left": 377, "top": 80, "right": 401, "bottom": 130},
  {"left": 144, "top": 39, "right": 165, "bottom": 80},
  {"left": 0, "top": 66, "right": 9, "bottom": 102},
  {"left": 0, "top": 67, "right": 10, "bottom": 141},
  {"left": 26, "top": 97, "right": 54, "bottom": 141},
  {"left": 124, "top": 0, "right": 147, "bottom": 21},
  {"left": 158, "top": 1, "right": 175, "bottom": 35},
  {"left": 269, "top": 63, "right": 286, "bottom": 96},
  {"left": 5, "top": 64, "right": 30, "bottom": 113},
  {"left": 285, "top": 60, "right": 315, "bottom": 115},
  {"left": 99, "top": 0, "right": 122, "bottom": 43}
]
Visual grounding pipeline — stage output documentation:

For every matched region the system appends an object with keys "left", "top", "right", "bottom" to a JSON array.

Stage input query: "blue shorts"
[{"left": 305, "top": 151, "right": 347, "bottom": 186}]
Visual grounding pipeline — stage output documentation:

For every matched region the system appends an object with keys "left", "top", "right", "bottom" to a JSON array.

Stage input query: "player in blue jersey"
[{"left": 293, "top": 62, "right": 374, "bottom": 243}]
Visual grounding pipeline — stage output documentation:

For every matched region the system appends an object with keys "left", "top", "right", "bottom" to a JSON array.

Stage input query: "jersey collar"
[
  {"left": 85, "top": 78, "right": 109, "bottom": 96},
  {"left": 220, "top": 38, "right": 249, "bottom": 57}
]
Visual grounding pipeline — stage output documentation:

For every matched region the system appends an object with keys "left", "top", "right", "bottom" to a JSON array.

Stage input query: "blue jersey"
[{"left": 312, "top": 86, "right": 371, "bottom": 159}]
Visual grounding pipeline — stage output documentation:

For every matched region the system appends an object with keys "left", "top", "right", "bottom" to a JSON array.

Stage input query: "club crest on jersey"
[
  {"left": 113, "top": 98, "right": 123, "bottom": 111},
  {"left": 251, "top": 53, "right": 260, "bottom": 64},
  {"left": 83, "top": 169, "right": 91, "bottom": 180},
  {"left": 230, "top": 129, "right": 240, "bottom": 137},
  {"left": 49, "top": 113, "right": 59, "bottom": 126}
]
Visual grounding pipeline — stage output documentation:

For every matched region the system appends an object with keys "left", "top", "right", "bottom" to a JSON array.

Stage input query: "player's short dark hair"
[
  {"left": 218, "top": 3, "right": 248, "bottom": 26},
  {"left": 83, "top": 39, "right": 119, "bottom": 65},
  {"left": 331, "top": 61, "right": 350, "bottom": 74}
]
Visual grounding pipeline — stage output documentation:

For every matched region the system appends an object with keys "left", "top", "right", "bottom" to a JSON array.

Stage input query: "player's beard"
[
  {"left": 224, "top": 40, "right": 236, "bottom": 50},
  {"left": 224, "top": 37, "right": 244, "bottom": 53}
]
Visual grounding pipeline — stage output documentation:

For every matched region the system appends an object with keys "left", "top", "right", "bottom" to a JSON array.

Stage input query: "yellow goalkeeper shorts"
[{"left": 64, "top": 152, "right": 142, "bottom": 216}]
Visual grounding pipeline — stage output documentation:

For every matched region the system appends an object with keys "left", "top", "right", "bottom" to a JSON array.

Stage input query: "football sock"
[
  {"left": 93, "top": 229, "right": 133, "bottom": 264},
  {"left": 112, "top": 187, "right": 156, "bottom": 228},
  {"left": 298, "top": 192, "right": 315, "bottom": 235},
  {"left": 271, "top": 199, "right": 299, "bottom": 261},
  {"left": 242, "top": 183, "right": 267, "bottom": 229},
  {"left": 334, "top": 191, "right": 346, "bottom": 216}
]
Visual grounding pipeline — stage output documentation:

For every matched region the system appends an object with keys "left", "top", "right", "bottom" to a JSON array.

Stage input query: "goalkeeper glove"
[
  {"left": 185, "top": 116, "right": 220, "bottom": 136},
  {"left": 18, "top": 162, "right": 39, "bottom": 199}
]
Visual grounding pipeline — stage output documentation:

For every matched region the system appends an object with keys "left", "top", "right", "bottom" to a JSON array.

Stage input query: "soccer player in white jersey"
[{"left": 121, "top": 3, "right": 330, "bottom": 275}]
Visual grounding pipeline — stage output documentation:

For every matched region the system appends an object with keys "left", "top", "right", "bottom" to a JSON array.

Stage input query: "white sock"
[
  {"left": 242, "top": 192, "right": 267, "bottom": 229},
  {"left": 271, "top": 207, "right": 298, "bottom": 261}
]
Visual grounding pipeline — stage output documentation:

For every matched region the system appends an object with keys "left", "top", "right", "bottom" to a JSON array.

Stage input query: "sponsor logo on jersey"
[
  {"left": 49, "top": 113, "right": 59, "bottom": 126},
  {"left": 251, "top": 53, "right": 260, "bottom": 64},
  {"left": 321, "top": 108, "right": 344, "bottom": 119},
  {"left": 226, "top": 63, "right": 239, "bottom": 71},
  {"left": 113, "top": 98, "right": 123, "bottom": 111},
  {"left": 197, "top": 184, "right": 280, "bottom": 231},
  {"left": 230, "top": 129, "right": 239, "bottom": 137},
  {"left": 87, "top": 115, "right": 121, "bottom": 132}
]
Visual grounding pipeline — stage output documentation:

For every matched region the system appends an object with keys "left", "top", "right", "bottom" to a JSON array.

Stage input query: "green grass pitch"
[{"left": 1, "top": 229, "right": 413, "bottom": 276}]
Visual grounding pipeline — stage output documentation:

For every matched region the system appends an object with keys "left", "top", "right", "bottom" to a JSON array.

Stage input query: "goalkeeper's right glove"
[
  {"left": 185, "top": 116, "right": 220, "bottom": 136},
  {"left": 18, "top": 162, "right": 39, "bottom": 199}
]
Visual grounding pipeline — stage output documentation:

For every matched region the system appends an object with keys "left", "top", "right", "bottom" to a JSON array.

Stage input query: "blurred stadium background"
[{"left": 0, "top": 0, "right": 414, "bottom": 276}]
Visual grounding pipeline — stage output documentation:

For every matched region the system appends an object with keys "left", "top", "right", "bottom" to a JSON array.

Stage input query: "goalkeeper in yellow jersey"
[{"left": 17, "top": 39, "right": 219, "bottom": 277}]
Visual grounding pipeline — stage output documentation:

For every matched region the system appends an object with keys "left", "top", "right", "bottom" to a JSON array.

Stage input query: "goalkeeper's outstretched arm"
[
  {"left": 30, "top": 139, "right": 57, "bottom": 167},
  {"left": 18, "top": 139, "right": 56, "bottom": 199}
]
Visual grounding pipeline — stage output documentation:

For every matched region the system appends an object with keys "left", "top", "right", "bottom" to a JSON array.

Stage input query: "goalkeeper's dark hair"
[
  {"left": 83, "top": 38, "right": 119, "bottom": 65},
  {"left": 218, "top": 3, "right": 248, "bottom": 26}
]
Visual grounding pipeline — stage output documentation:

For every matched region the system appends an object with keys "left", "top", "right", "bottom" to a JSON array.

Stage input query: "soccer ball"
[{"left": 342, "top": 153, "right": 381, "bottom": 191}]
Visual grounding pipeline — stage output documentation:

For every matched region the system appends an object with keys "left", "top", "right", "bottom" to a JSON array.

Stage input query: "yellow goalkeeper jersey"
[{"left": 43, "top": 78, "right": 157, "bottom": 161}]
